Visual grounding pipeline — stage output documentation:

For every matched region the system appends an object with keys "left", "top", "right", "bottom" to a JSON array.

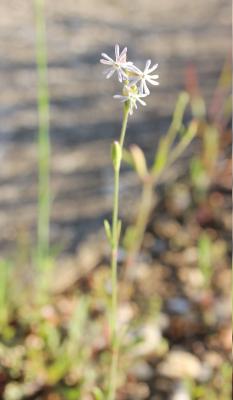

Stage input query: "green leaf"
[
  {"left": 123, "top": 225, "right": 137, "bottom": 250},
  {"left": 104, "top": 219, "right": 112, "bottom": 245},
  {"left": 168, "top": 120, "right": 198, "bottom": 166},
  {"left": 92, "top": 387, "right": 105, "bottom": 400},
  {"left": 152, "top": 137, "right": 169, "bottom": 175},
  {"left": 191, "top": 95, "right": 206, "bottom": 119},
  {"left": 172, "top": 91, "right": 190, "bottom": 132}
]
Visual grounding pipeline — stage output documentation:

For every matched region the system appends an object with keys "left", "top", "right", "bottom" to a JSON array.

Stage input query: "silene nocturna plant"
[{"left": 100, "top": 44, "right": 159, "bottom": 400}]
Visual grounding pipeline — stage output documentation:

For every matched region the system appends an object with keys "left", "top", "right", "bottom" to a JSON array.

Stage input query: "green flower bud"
[{"left": 111, "top": 141, "right": 122, "bottom": 171}]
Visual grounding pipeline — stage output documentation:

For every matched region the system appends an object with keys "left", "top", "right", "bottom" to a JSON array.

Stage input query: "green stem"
[
  {"left": 166, "top": 91, "right": 189, "bottom": 149},
  {"left": 35, "top": 0, "right": 50, "bottom": 266},
  {"left": 108, "top": 103, "right": 129, "bottom": 400}
]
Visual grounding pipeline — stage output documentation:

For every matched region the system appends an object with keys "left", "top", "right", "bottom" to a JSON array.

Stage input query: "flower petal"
[
  {"left": 147, "top": 64, "right": 158, "bottom": 74},
  {"left": 145, "top": 59, "right": 151, "bottom": 72},
  {"left": 114, "top": 94, "right": 127, "bottom": 102},
  {"left": 105, "top": 68, "right": 115, "bottom": 79},
  {"left": 116, "top": 69, "right": 123, "bottom": 82},
  {"left": 137, "top": 98, "right": 147, "bottom": 106},
  {"left": 100, "top": 59, "right": 113, "bottom": 65},
  {"left": 115, "top": 44, "right": 120, "bottom": 59},
  {"left": 148, "top": 74, "right": 159, "bottom": 79},
  {"left": 119, "top": 47, "right": 127, "bottom": 62},
  {"left": 146, "top": 77, "right": 159, "bottom": 85},
  {"left": 143, "top": 81, "right": 150, "bottom": 95},
  {"left": 101, "top": 53, "right": 113, "bottom": 62},
  {"left": 140, "top": 80, "right": 144, "bottom": 94}
]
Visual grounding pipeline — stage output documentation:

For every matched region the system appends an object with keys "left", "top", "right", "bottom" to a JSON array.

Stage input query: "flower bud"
[
  {"left": 111, "top": 141, "right": 122, "bottom": 171},
  {"left": 130, "top": 145, "right": 148, "bottom": 180}
]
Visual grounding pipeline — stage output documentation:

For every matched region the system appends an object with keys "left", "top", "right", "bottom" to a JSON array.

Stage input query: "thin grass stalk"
[
  {"left": 108, "top": 103, "right": 130, "bottom": 400},
  {"left": 35, "top": 0, "right": 50, "bottom": 266}
]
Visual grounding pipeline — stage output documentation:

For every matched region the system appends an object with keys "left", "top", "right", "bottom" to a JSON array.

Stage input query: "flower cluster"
[{"left": 100, "top": 44, "right": 159, "bottom": 115}]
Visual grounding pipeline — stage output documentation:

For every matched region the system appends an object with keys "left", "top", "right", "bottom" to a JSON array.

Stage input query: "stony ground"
[{"left": 0, "top": 0, "right": 231, "bottom": 253}]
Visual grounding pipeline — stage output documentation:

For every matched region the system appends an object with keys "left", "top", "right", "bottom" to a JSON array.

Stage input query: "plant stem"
[
  {"left": 125, "top": 93, "right": 190, "bottom": 266},
  {"left": 108, "top": 103, "right": 129, "bottom": 400},
  {"left": 35, "top": 0, "right": 50, "bottom": 267},
  {"left": 127, "top": 121, "right": 197, "bottom": 266},
  {"left": 126, "top": 180, "right": 154, "bottom": 266}
]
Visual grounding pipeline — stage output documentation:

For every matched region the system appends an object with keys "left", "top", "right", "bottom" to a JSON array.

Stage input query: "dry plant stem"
[
  {"left": 126, "top": 179, "right": 154, "bottom": 266},
  {"left": 126, "top": 94, "right": 190, "bottom": 266},
  {"left": 35, "top": 0, "right": 50, "bottom": 267},
  {"left": 127, "top": 119, "right": 196, "bottom": 266},
  {"left": 108, "top": 103, "right": 130, "bottom": 400}
]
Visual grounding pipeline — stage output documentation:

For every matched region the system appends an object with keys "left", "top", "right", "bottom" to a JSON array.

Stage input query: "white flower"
[
  {"left": 100, "top": 44, "right": 133, "bottom": 82},
  {"left": 114, "top": 86, "right": 147, "bottom": 115},
  {"left": 128, "top": 59, "right": 159, "bottom": 95}
]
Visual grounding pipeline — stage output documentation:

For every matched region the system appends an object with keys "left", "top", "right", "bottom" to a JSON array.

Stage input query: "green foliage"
[{"left": 170, "top": 91, "right": 189, "bottom": 133}]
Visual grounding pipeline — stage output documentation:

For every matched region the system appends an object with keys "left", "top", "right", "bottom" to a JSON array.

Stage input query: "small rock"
[
  {"left": 167, "top": 184, "right": 191, "bottom": 214},
  {"left": 125, "top": 382, "right": 150, "bottom": 399},
  {"left": 204, "top": 351, "right": 223, "bottom": 368},
  {"left": 166, "top": 297, "right": 191, "bottom": 315},
  {"left": 182, "top": 247, "right": 198, "bottom": 264},
  {"left": 151, "top": 238, "right": 168, "bottom": 257},
  {"left": 51, "top": 239, "right": 101, "bottom": 294},
  {"left": 129, "top": 361, "right": 154, "bottom": 380},
  {"left": 181, "top": 268, "right": 205, "bottom": 289},
  {"left": 4, "top": 382, "right": 23, "bottom": 400},
  {"left": 132, "top": 323, "right": 162, "bottom": 357},
  {"left": 117, "top": 303, "right": 135, "bottom": 328},
  {"left": 158, "top": 350, "right": 202, "bottom": 379},
  {"left": 154, "top": 218, "right": 180, "bottom": 239},
  {"left": 214, "top": 297, "right": 231, "bottom": 322},
  {"left": 171, "top": 382, "right": 191, "bottom": 400},
  {"left": 126, "top": 262, "right": 151, "bottom": 282}
]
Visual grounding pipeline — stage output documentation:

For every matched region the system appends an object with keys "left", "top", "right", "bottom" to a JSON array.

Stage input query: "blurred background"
[
  {"left": 0, "top": 0, "right": 231, "bottom": 254},
  {"left": 0, "top": 1, "right": 232, "bottom": 399}
]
